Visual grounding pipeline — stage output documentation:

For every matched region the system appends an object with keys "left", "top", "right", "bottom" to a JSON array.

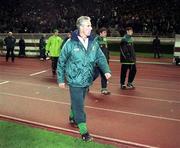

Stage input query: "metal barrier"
[
  {"left": 0, "top": 33, "right": 175, "bottom": 57},
  {"left": 174, "top": 34, "right": 180, "bottom": 65}
]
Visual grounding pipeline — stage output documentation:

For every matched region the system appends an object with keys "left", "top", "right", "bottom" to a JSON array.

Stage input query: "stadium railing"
[{"left": 0, "top": 33, "right": 175, "bottom": 57}]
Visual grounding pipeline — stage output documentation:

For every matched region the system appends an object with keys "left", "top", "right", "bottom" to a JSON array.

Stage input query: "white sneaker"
[
  {"left": 127, "top": 83, "right": 135, "bottom": 89},
  {"left": 46, "top": 57, "right": 50, "bottom": 60},
  {"left": 121, "top": 84, "right": 126, "bottom": 89}
]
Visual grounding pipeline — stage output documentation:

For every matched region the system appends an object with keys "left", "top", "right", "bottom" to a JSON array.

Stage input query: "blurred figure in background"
[
  {"left": 153, "top": 35, "right": 161, "bottom": 58},
  {"left": 18, "top": 37, "right": 26, "bottom": 57},
  {"left": 39, "top": 34, "right": 46, "bottom": 60},
  {"left": 4, "top": 32, "right": 16, "bottom": 62},
  {"left": 46, "top": 29, "right": 63, "bottom": 75},
  {"left": 0, "top": 37, "right": 3, "bottom": 55},
  {"left": 61, "top": 30, "right": 72, "bottom": 47}
]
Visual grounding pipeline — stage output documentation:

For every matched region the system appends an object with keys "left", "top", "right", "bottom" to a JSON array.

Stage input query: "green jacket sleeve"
[
  {"left": 45, "top": 37, "right": 51, "bottom": 53},
  {"left": 57, "top": 42, "right": 70, "bottom": 83},
  {"left": 96, "top": 46, "right": 111, "bottom": 74}
]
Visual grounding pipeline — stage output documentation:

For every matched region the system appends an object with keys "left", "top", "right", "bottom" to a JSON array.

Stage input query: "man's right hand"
[
  {"left": 105, "top": 73, "right": 111, "bottom": 80},
  {"left": 58, "top": 83, "right": 66, "bottom": 89}
]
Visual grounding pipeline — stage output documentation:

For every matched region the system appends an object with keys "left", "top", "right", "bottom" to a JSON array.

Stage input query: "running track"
[{"left": 0, "top": 57, "right": 180, "bottom": 148}]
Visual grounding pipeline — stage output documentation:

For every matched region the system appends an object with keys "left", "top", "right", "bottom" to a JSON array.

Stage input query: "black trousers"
[
  {"left": 154, "top": 48, "right": 160, "bottom": 58},
  {"left": 19, "top": 47, "right": 26, "bottom": 57},
  {"left": 93, "top": 66, "right": 107, "bottom": 88},
  {"left": 51, "top": 57, "right": 59, "bottom": 75},
  {"left": 120, "top": 64, "right": 137, "bottom": 85},
  {"left": 6, "top": 48, "right": 15, "bottom": 62},
  {"left": 39, "top": 48, "right": 46, "bottom": 59}
]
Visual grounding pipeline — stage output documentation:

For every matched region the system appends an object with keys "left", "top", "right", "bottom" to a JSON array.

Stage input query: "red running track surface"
[{"left": 0, "top": 57, "right": 180, "bottom": 148}]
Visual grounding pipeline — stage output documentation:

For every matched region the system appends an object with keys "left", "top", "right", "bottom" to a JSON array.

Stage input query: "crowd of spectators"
[{"left": 0, "top": 0, "right": 179, "bottom": 36}]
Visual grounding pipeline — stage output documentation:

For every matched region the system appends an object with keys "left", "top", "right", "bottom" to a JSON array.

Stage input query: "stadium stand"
[
  {"left": 0, "top": 0, "right": 178, "bottom": 63},
  {"left": 0, "top": 0, "right": 179, "bottom": 36}
]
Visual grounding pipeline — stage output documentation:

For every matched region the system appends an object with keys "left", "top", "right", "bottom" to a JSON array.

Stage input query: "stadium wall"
[
  {"left": 107, "top": 37, "right": 174, "bottom": 54},
  {"left": 173, "top": 34, "right": 180, "bottom": 65},
  {"left": 0, "top": 33, "right": 175, "bottom": 57}
]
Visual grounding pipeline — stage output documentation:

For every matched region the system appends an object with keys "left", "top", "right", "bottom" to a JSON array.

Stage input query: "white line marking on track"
[
  {"left": 0, "top": 81, "right": 9, "bottom": 85},
  {"left": 137, "top": 78, "right": 180, "bottom": 84},
  {"left": 7, "top": 81, "right": 180, "bottom": 103},
  {"left": 90, "top": 90, "right": 180, "bottom": 104},
  {"left": 29, "top": 70, "right": 48, "bottom": 76},
  {"left": 99, "top": 81, "right": 180, "bottom": 93},
  {"left": 135, "top": 86, "right": 180, "bottom": 93},
  {"left": 1, "top": 92, "right": 180, "bottom": 122},
  {"left": 108, "top": 76, "right": 180, "bottom": 85},
  {"left": 0, "top": 114, "right": 159, "bottom": 148},
  {"left": 110, "top": 59, "right": 171, "bottom": 65}
]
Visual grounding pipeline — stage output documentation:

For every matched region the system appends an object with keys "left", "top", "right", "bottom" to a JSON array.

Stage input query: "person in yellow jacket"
[{"left": 46, "top": 29, "right": 63, "bottom": 75}]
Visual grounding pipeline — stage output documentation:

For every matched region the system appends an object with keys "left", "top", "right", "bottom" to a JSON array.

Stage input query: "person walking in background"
[
  {"left": 57, "top": 16, "right": 111, "bottom": 141},
  {"left": 0, "top": 37, "right": 3, "bottom": 55},
  {"left": 120, "top": 27, "right": 137, "bottom": 89},
  {"left": 46, "top": 29, "right": 63, "bottom": 75},
  {"left": 39, "top": 34, "right": 46, "bottom": 60},
  {"left": 93, "top": 27, "right": 110, "bottom": 95},
  {"left": 153, "top": 35, "right": 161, "bottom": 58},
  {"left": 61, "top": 30, "right": 72, "bottom": 48},
  {"left": 4, "top": 32, "right": 16, "bottom": 62},
  {"left": 18, "top": 37, "right": 26, "bottom": 57}
]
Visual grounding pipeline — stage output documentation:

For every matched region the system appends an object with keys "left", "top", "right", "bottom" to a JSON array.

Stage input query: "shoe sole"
[
  {"left": 126, "top": 87, "right": 135, "bottom": 89},
  {"left": 101, "top": 92, "right": 111, "bottom": 95},
  {"left": 82, "top": 137, "right": 93, "bottom": 142}
]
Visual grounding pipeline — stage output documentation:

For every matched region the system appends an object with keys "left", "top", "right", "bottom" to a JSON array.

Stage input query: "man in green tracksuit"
[
  {"left": 46, "top": 29, "right": 63, "bottom": 75},
  {"left": 57, "top": 16, "right": 111, "bottom": 141},
  {"left": 93, "top": 27, "right": 110, "bottom": 95},
  {"left": 120, "top": 27, "right": 137, "bottom": 89}
]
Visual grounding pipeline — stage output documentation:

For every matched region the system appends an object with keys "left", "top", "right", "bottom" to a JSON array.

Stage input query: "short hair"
[
  {"left": 53, "top": 29, "right": 59, "bottom": 33},
  {"left": 76, "top": 16, "right": 91, "bottom": 29},
  {"left": 8, "top": 32, "right": 13, "bottom": 35},
  {"left": 98, "top": 27, "right": 107, "bottom": 34},
  {"left": 126, "top": 27, "right": 133, "bottom": 31}
]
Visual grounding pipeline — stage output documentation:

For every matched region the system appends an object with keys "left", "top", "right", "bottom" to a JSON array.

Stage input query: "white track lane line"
[
  {"left": 95, "top": 81, "right": 180, "bottom": 93},
  {"left": 90, "top": 90, "right": 180, "bottom": 104},
  {"left": 0, "top": 114, "right": 158, "bottom": 148},
  {"left": 1, "top": 92, "right": 180, "bottom": 122},
  {"left": 29, "top": 70, "right": 48, "bottom": 76},
  {"left": 110, "top": 59, "right": 171, "bottom": 65},
  {"left": 109, "top": 76, "right": 180, "bottom": 85},
  {"left": 0, "top": 81, "right": 9, "bottom": 85},
  {"left": 7, "top": 81, "right": 180, "bottom": 104}
]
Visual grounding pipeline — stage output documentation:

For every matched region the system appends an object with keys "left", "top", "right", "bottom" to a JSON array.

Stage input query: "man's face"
[
  {"left": 8, "top": 32, "right": 12, "bottom": 36},
  {"left": 100, "top": 31, "right": 107, "bottom": 37},
  {"left": 67, "top": 32, "right": 71, "bottom": 38},
  {"left": 80, "top": 20, "right": 92, "bottom": 37},
  {"left": 127, "top": 29, "right": 133, "bottom": 36},
  {"left": 54, "top": 31, "right": 59, "bottom": 36}
]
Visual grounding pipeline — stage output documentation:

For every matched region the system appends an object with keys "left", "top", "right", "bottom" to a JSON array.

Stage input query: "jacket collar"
[{"left": 71, "top": 29, "right": 95, "bottom": 42}]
